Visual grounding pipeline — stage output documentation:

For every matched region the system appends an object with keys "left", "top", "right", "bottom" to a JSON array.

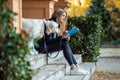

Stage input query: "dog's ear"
[
  {"left": 51, "top": 21, "right": 59, "bottom": 28},
  {"left": 45, "top": 21, "right": 52, "bottom": 35},
  {"left": 45, "top": 20, "right": 61, "bottom": 35},
  {"left": 50, "top": 21, "right": 61, "bottom": 35}
]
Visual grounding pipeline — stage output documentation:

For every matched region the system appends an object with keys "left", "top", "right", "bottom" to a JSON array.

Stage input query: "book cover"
[{"left": 65, "top": 27, "right": 79, "bottom": 36}]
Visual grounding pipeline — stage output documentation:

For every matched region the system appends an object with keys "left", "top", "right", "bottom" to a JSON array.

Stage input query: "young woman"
[{"left": 36, "top": 8, "right": 89, "bottom": 75}]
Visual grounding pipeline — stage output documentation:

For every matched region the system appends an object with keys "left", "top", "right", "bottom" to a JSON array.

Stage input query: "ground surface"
[
  {"left": 90, "top": 71, "right": 120, "bottom": 80},
  {"left": 90, "top": 56, "right": 120, "bottom": 80}
]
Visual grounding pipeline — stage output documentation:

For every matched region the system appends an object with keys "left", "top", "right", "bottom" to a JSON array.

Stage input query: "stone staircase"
[{"left": 28, "top": 51, "right": 95, "bottom": 80}]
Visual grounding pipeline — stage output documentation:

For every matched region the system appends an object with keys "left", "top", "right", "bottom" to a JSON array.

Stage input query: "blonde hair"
[{"left": 52, "top": 8, "right": 67, "bottom": 32}]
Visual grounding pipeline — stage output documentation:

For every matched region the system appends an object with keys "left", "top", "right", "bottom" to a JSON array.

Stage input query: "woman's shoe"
[{"left": 70, "top": 66, "right": 90, "bottom": 75}]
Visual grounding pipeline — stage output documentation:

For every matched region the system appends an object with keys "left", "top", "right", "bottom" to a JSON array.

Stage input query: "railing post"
[{"left": 8, "top": 0, "right": 22, "bottom": 34}]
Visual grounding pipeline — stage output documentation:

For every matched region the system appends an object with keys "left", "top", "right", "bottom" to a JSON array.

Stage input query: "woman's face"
[{"left": 58, "top": 12, "right": 66, "bottom": 23}]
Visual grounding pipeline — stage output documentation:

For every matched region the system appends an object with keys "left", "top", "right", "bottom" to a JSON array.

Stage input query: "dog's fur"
[{"left": 22, "top": 18, "right": 60, "bottom": 55}]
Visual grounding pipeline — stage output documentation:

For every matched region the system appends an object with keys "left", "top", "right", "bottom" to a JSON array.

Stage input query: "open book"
[{"left": 65, "top": 27, "right": 79, "bottom": 36}]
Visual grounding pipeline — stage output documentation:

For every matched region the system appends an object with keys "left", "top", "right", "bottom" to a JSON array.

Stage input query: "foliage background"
[
  {"left": 67, "top": 0, "right": 91, "bottom": 16},
  {"left": 67, "top": 0, "right": 120, "bottom": 45}
]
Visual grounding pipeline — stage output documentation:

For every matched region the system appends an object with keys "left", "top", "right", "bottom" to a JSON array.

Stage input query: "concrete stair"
[
  {"left": 60, "top": 63, "right": 95, "bottom": 80},
  {"left": 32, "top": 64, "right": 65, "bottom": 80},
  {"left": 49, "top": 54, "right": 82, "bottom": 74},
  {"left": 28, "top": 51, "right": 95, "bottom": 80},
  {"left": 28, "top": 54, "right": 46, "bottom": 70}
]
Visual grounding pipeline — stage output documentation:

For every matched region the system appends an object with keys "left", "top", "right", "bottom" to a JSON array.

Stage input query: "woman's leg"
[
  {"left": 61, "top": 42, "right": 77, "bottom": 66},
  {"left": 46, "top": 41, "right": 78, "bottom": 66},
  {"left": 61, "top": 42, "right": 90, "bottom": 75}
]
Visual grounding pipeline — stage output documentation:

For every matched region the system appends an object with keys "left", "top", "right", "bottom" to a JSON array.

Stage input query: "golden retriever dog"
[{"left": 22, "top": 18, "right": 60, "bottom": 55}]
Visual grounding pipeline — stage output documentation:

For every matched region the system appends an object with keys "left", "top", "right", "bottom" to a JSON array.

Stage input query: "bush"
[
  {"left": 86, "top": 0, "right": 120, "bottom": 45},
  {"left": 68, "top": 15, "right": 102, "bottom": 62},
  {"left": 0, "top": 0, "right": 31, "bottom": 80}
]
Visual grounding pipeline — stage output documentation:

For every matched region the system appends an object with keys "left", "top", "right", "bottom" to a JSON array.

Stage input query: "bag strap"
[{"left": 43, "top": 21, "right": 62, "bottom": 59}]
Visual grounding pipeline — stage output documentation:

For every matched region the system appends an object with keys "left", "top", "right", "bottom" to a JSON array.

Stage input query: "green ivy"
[
  {"left": 68, "top": 15, "right": 102, "bottom": 62},
  {"left": 0, "top": 0, "right": 31, "bottom": 80}
]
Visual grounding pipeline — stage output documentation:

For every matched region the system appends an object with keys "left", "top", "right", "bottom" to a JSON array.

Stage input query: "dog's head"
[{"left": 45, "top": 20, "right": 61, "bottom": 35}]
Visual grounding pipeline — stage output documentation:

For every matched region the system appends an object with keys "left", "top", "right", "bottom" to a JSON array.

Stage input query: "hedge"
[{"left": 68, "top": 15, "right": 102, "bottom": 62}]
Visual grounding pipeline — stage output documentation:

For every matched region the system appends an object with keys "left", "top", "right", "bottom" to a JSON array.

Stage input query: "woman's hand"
[
  {"left": 62, "top": 35, "right": 70, "bottom": 41},
  {"left": 61, "top": 30, "right": 70, "bottom": 41}
]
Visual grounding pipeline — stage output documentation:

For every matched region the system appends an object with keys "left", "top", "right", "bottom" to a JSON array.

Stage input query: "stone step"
[
  {"left": 48, "top": 50, "right": 64, "bottom": 63},
  {"left": 100, "top": 48, "right": 120, "bottom": 57},
  {"left": 28, "top": 54, "right": 46, "bottom": 70},
  {"left": 59, "top": 62, "right": 95, "bottom": 80},
  {"left": 31, "top": 54, "right": 82, "bottom": 80},
  {"left": 96, "top": 57, "right": 120, "bottom": 73},
  {"left": 49, "top": 54, "right": 82, "bottom": 74},
  {"left": 32, "top": 64, "right": 65, "bottom": 80},
  {"left": 29, "top": 52, "right": 95, "bottom": 80},
  {"left": 80, "top": 62, "right": 95, "bottom": 75},
  {"left": 59, "top": 75, "right": 84, "bottom": 80},
  {"left": 28, "top": 50, "right": 64, "bottom": 70}
]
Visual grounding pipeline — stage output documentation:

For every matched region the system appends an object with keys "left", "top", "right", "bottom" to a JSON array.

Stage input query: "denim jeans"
[{"left": 36, "top": 39, "right": 77, "bottom": 66}]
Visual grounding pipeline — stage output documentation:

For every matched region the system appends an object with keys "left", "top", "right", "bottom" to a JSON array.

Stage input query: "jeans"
[{"left": 36, "top": 38, "right": 77, "bottom": 66}]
